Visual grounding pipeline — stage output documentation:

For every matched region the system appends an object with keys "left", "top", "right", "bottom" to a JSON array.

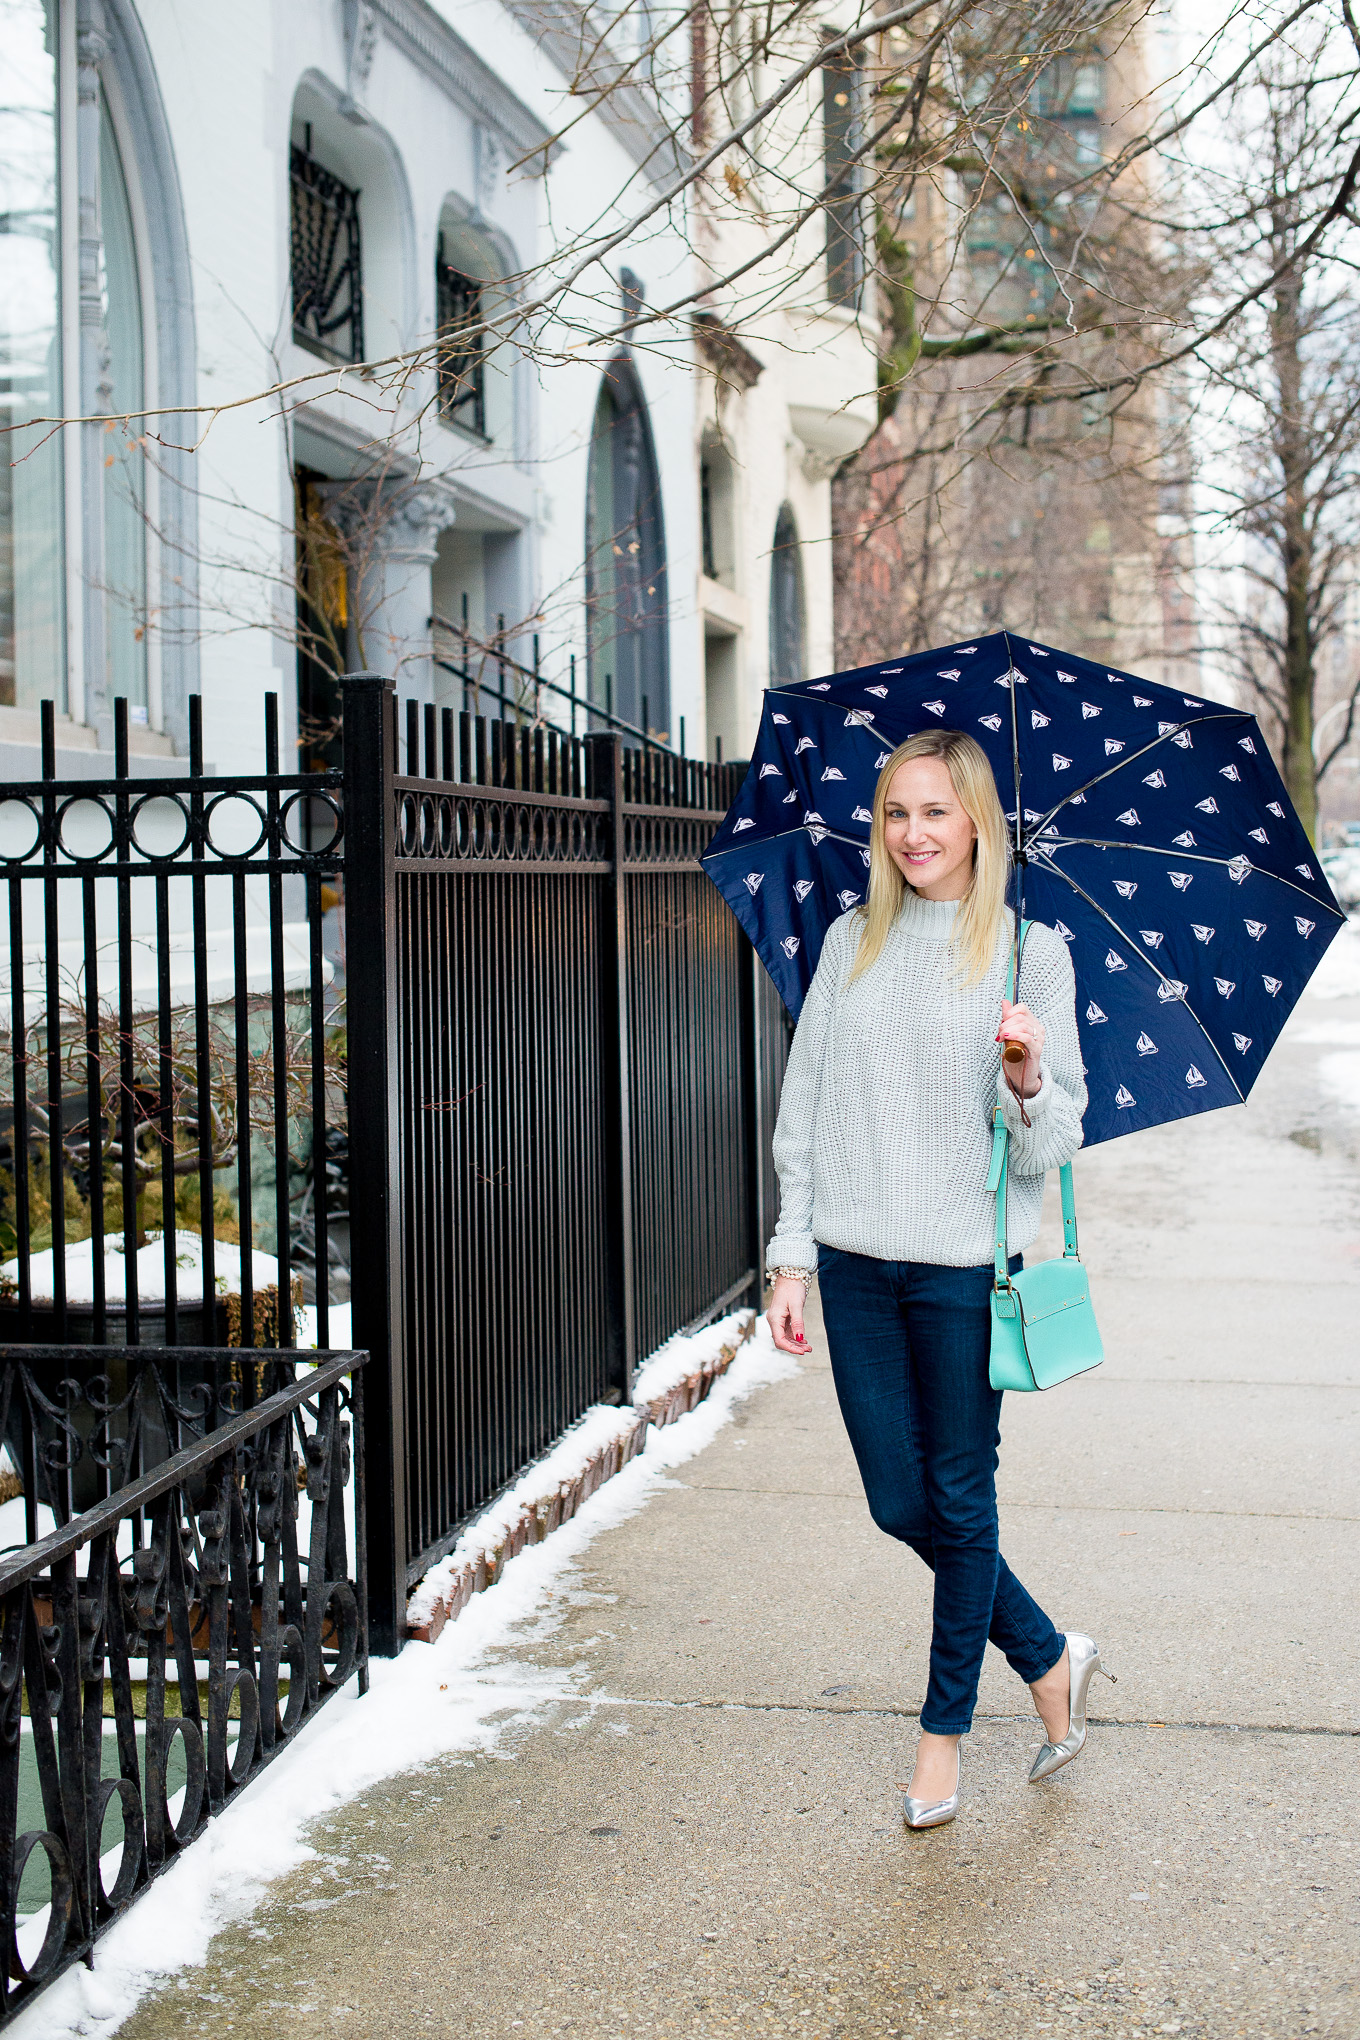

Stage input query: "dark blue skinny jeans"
[{"left": 818, "top": 1245, "right": 1065, "bottom": 1735}]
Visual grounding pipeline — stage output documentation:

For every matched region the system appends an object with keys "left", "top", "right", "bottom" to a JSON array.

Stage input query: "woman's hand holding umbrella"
[{"left": 998, "top": 999, "right": 1046, "bottom": 1100}]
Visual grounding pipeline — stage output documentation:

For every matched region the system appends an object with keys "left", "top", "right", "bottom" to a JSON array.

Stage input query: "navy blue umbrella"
[{"left": 701, "top": 629, "right": 1346, "bottom": 1146}]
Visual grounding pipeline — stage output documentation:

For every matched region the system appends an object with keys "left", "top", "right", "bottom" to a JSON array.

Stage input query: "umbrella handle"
[{"left": 1001, "top": 1039, "right": 1032, "bottom": 1128}]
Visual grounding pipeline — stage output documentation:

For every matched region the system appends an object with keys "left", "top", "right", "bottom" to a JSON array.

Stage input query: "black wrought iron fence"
[
  {"left": 340, "top": 678, "right": 789, "bottom": 1647},
  {"left": 0, "top": 683, "right": 789, "bottom": 1664},
  {"left": 0, "top": 1347, "right": 364, "bottom": 2018},
  {"left": 0, "top": 695, "right": 344, "bottom": 1357}
]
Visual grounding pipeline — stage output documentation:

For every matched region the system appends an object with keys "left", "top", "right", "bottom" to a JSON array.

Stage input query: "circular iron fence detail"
[
  {"left": 57, "top": 796, "right": 115, "bottom": 863},
  {"left": 624, "top": 813, "right": 714, "bottom": 865},
  {"left": 393, "top": 792, "right": 611, "bottom": 864},
  {"left": 204, "top": 791, "right": 268, "bottom": 860},
  {"left": 130, "top": 792, "right": 191, "bottom": 861},
  {"left": 0, "top": 796, "right": 41, "bottom": 863},
  {"left": 161, "top": 1713, "right": 208, "bottom": 1843},
  {"left": 316, "top": 1576, "right": 361, "bottom": 1690},
  {"left": 94, "top": 1776, "right": 145, "bottom": 1912},
  {"left": 280, "top": 787, "right": 341, "bottom": 854},
  {"left": 276, "top": 1622, "right": 309, "bottom": 1734},
  {"left": 218, "top": 1667, "right": 262, "bottom": 1789},
  {"left": 9, "top": 1830, "right": 73, "bottom": 1983}
]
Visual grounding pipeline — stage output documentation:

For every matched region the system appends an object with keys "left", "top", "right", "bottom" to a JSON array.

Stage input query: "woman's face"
[{"left": 882, "top": 755, "right": 979, "bottom": 902}]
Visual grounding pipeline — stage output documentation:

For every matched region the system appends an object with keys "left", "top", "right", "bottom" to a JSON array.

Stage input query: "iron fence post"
[
  {"left": 341, "top": 673, "right": 407, "bottom": 1654},
  {"left": 587, "top": 733, "right": 636, "bottom": 1400}
]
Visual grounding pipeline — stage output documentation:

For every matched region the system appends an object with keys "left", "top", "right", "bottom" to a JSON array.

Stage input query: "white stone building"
[
  {"left": 691, "top": 14, "right": 878, "bottom": 762},
  {"left": 0, "top": 0, "right": 879, "bottom": 779}
]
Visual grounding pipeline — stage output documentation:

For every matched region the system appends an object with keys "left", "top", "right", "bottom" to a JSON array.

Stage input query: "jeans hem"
[
  {"left": 1010, "top": 1635, "right": 1067, "bottom": 1686},
  {"left": 919, "top": 1719, "right": 972, "bottom": 1736}
]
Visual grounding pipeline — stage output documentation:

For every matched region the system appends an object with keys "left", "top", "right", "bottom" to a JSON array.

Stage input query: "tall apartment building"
[{"left": 833, "top": 12, "right": 1199, "bottom": 689}]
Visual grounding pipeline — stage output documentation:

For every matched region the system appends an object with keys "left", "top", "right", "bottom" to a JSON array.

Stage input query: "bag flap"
[{"left": 1014, "top": 1256, "right": 1090, "bottom": 1327}]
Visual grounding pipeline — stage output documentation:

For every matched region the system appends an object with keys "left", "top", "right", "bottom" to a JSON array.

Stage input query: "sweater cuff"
[
  {"left": 996, "top": 1060, "right": 1053, "bottom": 1129},
  {"left": 766, "top": 1233, "right": 817, "bottom": 1277}
]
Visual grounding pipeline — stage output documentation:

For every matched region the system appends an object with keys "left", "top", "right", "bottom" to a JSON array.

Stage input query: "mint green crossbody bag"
[{"left": 987, "top": 921, "right": 1104, "bottom": 1394}]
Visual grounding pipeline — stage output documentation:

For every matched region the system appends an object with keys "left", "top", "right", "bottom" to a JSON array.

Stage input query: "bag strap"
[{"left": 990, "top": 919, "right": 1079, "bottom": 1292}]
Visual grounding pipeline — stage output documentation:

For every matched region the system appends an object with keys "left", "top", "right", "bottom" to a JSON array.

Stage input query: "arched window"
[
  {"left": 101, "top": 94, "right": 148, "bottom": 715},
  {"left": 435, "top": 211, "right": 514, "bottom": 448},
  {"left": 0, "top": 0, "right": 65, "bottom": 710},
  {"left": 585, "top": 358, "right": 669, "bottom": 738},
  {"left": 0, "top": 0, "right": 196, "bottom": 737},
  {"left": 769, "top": 504, "right": 804, "bottom": 684}
]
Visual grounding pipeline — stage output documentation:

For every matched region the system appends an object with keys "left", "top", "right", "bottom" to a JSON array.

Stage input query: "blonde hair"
[{"left": 847, "top": 729, "right": 1010, "bottom": 987}]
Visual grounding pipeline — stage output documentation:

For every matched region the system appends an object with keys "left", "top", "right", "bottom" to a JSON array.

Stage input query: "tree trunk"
[{"left": 1271, "top": 247, "right": 1318, "bottom": 843}]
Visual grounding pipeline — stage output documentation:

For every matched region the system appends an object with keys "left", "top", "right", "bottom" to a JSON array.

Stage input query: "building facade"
[
  {"left": 690, "top": 13, "right": 878, "bottom": 762},
  {"left": 0, "top": 0, "right": 717, "bottom": 779}
]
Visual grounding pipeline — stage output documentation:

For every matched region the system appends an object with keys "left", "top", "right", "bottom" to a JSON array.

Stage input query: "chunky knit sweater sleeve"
[
  {"left": 765, "top": 914, "right": 854, "bottom": 1273},
  {"left": 994, "top": 922, "right": 1087, "bottom": 1178}
]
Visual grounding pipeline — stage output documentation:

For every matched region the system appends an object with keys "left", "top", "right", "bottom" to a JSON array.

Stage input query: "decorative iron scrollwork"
[{"left": 0, "top": 1350, "right": 365, "bottom": 2021}]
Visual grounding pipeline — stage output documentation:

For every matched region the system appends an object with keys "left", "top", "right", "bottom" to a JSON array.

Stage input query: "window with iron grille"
[
  {"left": 290, "top": 143, "right": 364, "bottom": 364},
  {"left": 436, "top": 242, "right": 487, "bottom": 436}
]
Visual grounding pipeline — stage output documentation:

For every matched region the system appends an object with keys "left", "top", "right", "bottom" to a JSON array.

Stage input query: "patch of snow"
[
  {"left": 1317, "top": 1051, "right": 1360, "bottom": 1114},
  {"left": 1304, "top": 915, "right": 1360, "bottom": 1000},
  {"left": 296, "top": 1301, "right": 352, "bottom": 1352},
  {"left": 405, "top": 1308, "right": 754, "bottom": 1639},
  {"left": 1290, "top": 1020, "right": 1360, "bottom": 1047},
  {"left": 631, "top": 1307, "right": 754, "bottom": 1409},
  {"left": 2, "top": 1232, "right": 282, "bottom": 1308},
  {"left": 15, "top": 1318, "right": 797, "bottom": 2040},
  {"left": 407, "top": 1400, "right": 649, "bottom": 1633}
]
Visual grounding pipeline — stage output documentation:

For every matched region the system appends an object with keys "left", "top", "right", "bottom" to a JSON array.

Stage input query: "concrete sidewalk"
[{"left": 125, "top": 973, "right": 1360, "bottom": 2040}]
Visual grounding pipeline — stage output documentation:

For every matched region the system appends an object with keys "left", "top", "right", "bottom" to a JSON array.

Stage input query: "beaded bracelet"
[{"left": 768, "top": 1265, "right": 813, "bottom": 1288}]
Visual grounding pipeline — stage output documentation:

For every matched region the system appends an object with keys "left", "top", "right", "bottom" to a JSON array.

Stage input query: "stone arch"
[{"left": 289, "top": 73, "right": 418, "bottom": 359}]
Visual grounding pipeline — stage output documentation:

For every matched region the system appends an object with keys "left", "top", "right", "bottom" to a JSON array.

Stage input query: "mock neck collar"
[{"left": 897, "top": 891, "right": 961, "bottom": 942}]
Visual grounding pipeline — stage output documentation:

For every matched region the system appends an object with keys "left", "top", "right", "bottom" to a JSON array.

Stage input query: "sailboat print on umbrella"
[{"left": 701, "top": 630, "right": 1344, "bottom": 1148}]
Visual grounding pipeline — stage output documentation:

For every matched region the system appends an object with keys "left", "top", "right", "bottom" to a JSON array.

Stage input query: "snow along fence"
[
  {"left": 0, "top": 1347, "right": 364, "bottom": 2026},
  {"left": 406, "top": 1309, "right": 755, "bottom": 1643}
]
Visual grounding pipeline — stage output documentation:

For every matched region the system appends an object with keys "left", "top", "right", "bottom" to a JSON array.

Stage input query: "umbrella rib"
[
  {"left": 1027, "top": 710, "right": 1253, "bottom": 840},
  {"left": 1028, "top": 848, "right": 1247, "bottom": 1103},
  {"left": 702, "top": 823, "right": 868, "bottom": 859},
  {"left": 1041, "top": 836, "right": 1345, "bottom": 918}
]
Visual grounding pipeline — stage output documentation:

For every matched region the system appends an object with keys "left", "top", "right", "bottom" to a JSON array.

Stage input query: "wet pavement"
[{"left": 120, "top": 948, "right": 1360, "bottom": 2040}]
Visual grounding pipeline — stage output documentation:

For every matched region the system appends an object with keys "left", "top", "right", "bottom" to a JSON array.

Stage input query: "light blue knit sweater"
[{"left": 766, "top": 895, "right": 1087, "bottom": 1272}]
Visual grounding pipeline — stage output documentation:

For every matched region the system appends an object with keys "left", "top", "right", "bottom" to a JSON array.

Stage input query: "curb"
[{"left": 406, "top": 1315, "right": 756, "bottom": 1644}]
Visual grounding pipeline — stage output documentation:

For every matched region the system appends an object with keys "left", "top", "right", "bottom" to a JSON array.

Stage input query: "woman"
[{"left": 765, "top": 728, "right": 1111, "bottom": 1830}]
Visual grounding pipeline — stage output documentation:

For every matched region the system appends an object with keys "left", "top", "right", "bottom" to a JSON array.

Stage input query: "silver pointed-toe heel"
[
  {"left": 902, "top": 1746, "right": 962, "bottom": 1830},
  {"left": 1028, "top": 1631, "right": 1116, "bottom": 1784}
]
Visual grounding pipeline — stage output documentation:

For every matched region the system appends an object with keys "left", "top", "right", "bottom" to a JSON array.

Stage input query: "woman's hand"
[
  {"left": 998, "top": 999, "right": 1045, "bottom": 1100},
  {"left": 767, "top": 1275, "right": 811, "bottom": 1354}
]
